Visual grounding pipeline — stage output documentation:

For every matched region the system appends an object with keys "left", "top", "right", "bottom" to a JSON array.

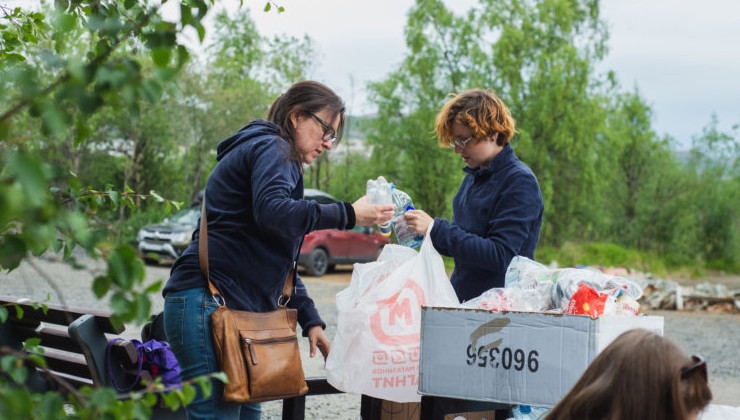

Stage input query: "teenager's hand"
[{"left": 404, "top": 209, "right": 434, "bottom": 235}]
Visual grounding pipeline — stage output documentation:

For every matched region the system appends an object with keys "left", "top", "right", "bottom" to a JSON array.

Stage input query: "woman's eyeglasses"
[
  {"left": 307, "top": 112, "right": 337, "bottom": 146},
  {"left": 453, "top": 136, "right": 474, "bottom": 148},
  {"left": 681, "top": 354, "right": 707, "bottom": 382}
]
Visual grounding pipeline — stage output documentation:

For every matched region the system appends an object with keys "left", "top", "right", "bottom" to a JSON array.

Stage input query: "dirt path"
[{"left": 2, "top": 257, "right": 738, "bottom": 417}]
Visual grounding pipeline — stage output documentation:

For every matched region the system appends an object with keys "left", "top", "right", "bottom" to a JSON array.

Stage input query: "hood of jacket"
[{"left": 216, "top": 119, "right": 281, "bottom": 161}]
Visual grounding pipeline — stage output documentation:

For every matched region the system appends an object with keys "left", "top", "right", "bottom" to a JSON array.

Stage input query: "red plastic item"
[{"left": 566, "top": 283, "right": 609, "bottom": 318}]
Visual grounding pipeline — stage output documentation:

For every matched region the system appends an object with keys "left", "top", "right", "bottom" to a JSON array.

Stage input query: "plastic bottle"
[
  {"left": 508, "top": 405, "right": 549, "bottom": 420},
  {"left": 390, "top": 184, "right": 424, "bottom": 248},
  {"left": 366, "top": 176, "right": 393, "bottom": 237}
]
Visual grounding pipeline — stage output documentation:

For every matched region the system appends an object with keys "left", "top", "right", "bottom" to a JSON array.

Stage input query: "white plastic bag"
[{"left": 326, "top": 223, "right": 459, "bottom": 402}]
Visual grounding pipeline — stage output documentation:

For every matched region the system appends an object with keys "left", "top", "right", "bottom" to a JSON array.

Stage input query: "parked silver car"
[
  {"left": 136, "top": 189, "right": 339, "bottom": 265},
  {"left": 136, "top": 205, "right": 200, "bottom": 263}
]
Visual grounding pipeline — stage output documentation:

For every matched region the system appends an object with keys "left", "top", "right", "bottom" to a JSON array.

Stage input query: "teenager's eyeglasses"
[
  {"left": 681, "top": 354, "right": 707, "bottom": 382},
  {"left": 307, "top": 112, "right": 337, "bottom": 146},
  {"left": 453, "top": 136, "right": 474, "bottom": 148}
]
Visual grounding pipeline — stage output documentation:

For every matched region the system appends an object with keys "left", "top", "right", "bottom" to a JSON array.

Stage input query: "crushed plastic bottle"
[
  {"left": 366, "top": 176, "right": 393, "bottom": 237},
  {"left": 390, "top": 184, "right": 424, "bottom": 248}
]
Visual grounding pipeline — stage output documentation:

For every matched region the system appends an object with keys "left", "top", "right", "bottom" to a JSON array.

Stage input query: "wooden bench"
[
  {"left": 0, "top": 295, "right": 184, "bottom": 419},
  {"left": 0, "top": 295, "right": 391, "bottom": 419}
]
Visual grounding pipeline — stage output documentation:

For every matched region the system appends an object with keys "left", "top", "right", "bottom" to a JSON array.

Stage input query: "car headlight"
[{"left": 170, "top": 231, "right": 190, "bottom": 246}]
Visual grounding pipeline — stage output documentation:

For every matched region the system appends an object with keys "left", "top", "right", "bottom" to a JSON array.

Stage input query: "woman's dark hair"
[
  {"left": 545, "top": 329, "right": 712, "bottom": 420},
  {"left": 267, "top": 80, "right": 345, "bottom": 161}
]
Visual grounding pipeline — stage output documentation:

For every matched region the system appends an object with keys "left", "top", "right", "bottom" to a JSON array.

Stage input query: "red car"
[{"left": 299, "top": 189, "right": 390, "bottom": 276}]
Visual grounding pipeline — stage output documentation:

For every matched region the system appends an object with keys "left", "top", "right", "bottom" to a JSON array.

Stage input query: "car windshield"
[{"left": 168, "top": 207, "right": 200, "bottom": 225}]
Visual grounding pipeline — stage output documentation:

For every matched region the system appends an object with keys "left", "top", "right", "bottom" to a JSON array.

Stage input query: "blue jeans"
[{"left": 164, "top": 287, "right": 262, "bottom": 420}]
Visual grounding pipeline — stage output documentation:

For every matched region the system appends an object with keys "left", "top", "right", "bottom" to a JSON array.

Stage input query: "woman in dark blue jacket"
[
  {"left": 405, "top": 88, "right": 544, "bottom": 303},
  {"left": 162, "top": 81, "right": 395, "bottom": 420}
]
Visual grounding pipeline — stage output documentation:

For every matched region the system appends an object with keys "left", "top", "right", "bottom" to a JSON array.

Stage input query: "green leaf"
[
  {"left": 3, "top": 53, "right": 26, "bottom": 62},
  {"left": 180, "top": 4, "right": 193, "bottom": 26},
  {"left": 27, "top": 353, "right": 47, "bottom": 369},
  {"left": 109, "top": 293, "right": 130, "bottom": 318},
  {"left": 14, "top": 305, "right": 23, "bottom": 320},
  {"left": 150, "top": 190, "right": 164, "bottom": 202},
  {"left": 0, "top": 235, "right": 27, "bottom": 271},
  {"left": 24, "top": 338, "right": 41, "bottom": 349},
  {"left": 211, "top": 371, "right": 229, "bottom": 384},
  {"left": 107, "top": 189, "right": 119, "bottom": 207},
  {"left": 181, "top": 383, "right": 197, "bottom": 405},
  {"left": 144, "top": 279, "right": 163, "bottom": 294},
  {"left": 0, "top": 307, "right": 8, "bottom": 323},
  {"left": 55, "top": 12, "right": 76, "bottom": 32},
  {"left": 151, "top": 47, "right": 171, "bottom": 67},
  {"left": 5, "top": 151, "right": 48, "bottom": 204},
  {"left": 196, "top": 23, "right": 205, "bottom": 42},
  {"left": 264, "top": 2, "right": 271, "bottom": 12},
  {"left": 135, "top": 292, "right": 151, "bottom": 322},
  {"left": 107, "top": 246, "right": 144, "bottom": 289},
  {"left": 92, "top": 275, "right": 111, "bottom": 298}
]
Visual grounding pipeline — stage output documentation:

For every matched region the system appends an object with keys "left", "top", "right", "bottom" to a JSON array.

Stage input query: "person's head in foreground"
[{"left": 545, "top": 329, "right": 712, "bottom": 420}]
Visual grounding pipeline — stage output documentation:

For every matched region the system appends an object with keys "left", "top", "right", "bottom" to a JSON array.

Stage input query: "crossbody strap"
[{"left": 198, "top": 196, "right": 299, "bottom": 307}]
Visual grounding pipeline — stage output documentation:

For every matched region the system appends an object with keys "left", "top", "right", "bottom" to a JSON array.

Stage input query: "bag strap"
[
  {"left": 198, "top": 195, "right": 299, "bottom": 307},
  {"left": 106, "top": 338, "right": 143, "bottom": 392}
]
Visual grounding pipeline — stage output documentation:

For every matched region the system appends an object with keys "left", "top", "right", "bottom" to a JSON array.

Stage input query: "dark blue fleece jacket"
[
  {"left": 430, "top": 143, "right": 544, "bottom": 303},
  {"left": 163, "top": 120, "right": 349, "bottom": 334}
]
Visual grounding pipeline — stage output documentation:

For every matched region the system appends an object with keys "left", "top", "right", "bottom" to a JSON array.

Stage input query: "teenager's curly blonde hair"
[{"left": 435, "top": 89, "right": 516, "bottom": 147}]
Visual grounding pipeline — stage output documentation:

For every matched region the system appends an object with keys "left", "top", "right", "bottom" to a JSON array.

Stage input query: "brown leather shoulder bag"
[{"left": 198, "top": 199, "right": 308, "bottom": 404}]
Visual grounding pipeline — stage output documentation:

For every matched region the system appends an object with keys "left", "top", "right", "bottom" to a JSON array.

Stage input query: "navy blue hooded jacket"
[
  {"left": 163, "top": 120, "right": 351, "bottom": 334},
  {"left": 430, "top": 143, "right": 544, "bottom": 302}
]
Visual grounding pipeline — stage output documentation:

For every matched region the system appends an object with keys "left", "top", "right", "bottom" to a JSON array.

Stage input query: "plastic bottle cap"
[
  {"left": 520, "top": 405, "right": 531, "bottom": 413},
  {"left": 406, "top": 205, "right": 414, "bottom": 211}
]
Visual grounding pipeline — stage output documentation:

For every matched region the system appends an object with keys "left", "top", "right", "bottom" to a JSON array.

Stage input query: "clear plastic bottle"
[
  {"left": 390, "top": 185, "right": 424, "bottom": 248},
  {"left": 508, "top": 405, "right": 549, "bottom": 420},
  {"left": 366, "top": 176, "right": 393, "bottom": 237}
]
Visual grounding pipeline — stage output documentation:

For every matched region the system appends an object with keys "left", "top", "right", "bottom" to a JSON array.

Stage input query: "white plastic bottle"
[
  {"left": 390, "top": 184, "right": 424, "bottom": 248},
  {"left": 366, "top": 176, "right": 393, "bottom": 237}
]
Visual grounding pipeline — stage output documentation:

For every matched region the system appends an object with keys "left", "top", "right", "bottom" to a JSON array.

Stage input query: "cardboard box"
[
  {"left": 380, "top": 401, "right": 419, "bottom": 420},
  {"left": 379, "top": 400, "right": 497, "bottom": 420},
  {"left": 418, "top": 307, "right": 664, "bottom": 408}
]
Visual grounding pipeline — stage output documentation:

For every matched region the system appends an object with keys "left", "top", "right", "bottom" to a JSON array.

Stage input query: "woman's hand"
[
  {"left": 352, "top": 195, "right": 396, "bottom": 227},
  {"left": 308, "top": 325, "right": 331, "bottom": 361},
  {"left": 404, "top": 209, "right": 434, "bottom": 234}
]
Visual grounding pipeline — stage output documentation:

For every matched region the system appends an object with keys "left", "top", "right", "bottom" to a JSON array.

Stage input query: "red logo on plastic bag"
[{"left": 369, "top": 279, "right": 426, "bottom": 345}]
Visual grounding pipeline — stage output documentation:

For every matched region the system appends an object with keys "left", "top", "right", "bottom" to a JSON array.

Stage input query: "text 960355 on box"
[{"left": 418, "top": 307, "right": 664, "bottom": 408}]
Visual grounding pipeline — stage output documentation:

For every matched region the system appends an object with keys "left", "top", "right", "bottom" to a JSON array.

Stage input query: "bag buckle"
[
  {"left": 277, "top": 295, "right": 290, "bottom": 307},
  {"left": 212, "top": 293, "right": 225, "bottom": 306}
]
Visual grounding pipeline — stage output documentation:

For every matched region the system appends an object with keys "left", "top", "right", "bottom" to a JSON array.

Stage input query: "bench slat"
[
  {"left": 0, "top": 296, "right": 123, "bottom": 334},
  {"left": 43, "top": 350, "right": 92, "bottom": 380},
  {"left": 13, "top": 325, "right": 82, "bottom": 353}
]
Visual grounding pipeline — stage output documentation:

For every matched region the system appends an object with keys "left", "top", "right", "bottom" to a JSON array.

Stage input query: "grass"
[{"left": 441, "top": 242, "right": 738, "bottom": 280}]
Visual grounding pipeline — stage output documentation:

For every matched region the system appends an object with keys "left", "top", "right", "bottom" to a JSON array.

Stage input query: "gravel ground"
[{"left": 1, "top": 257, "right": 738, "bottom": 419}]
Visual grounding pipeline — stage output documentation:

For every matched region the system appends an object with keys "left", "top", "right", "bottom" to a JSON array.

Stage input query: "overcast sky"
[{"left": 240, "top": 0, "right": 740, "bottom": 150}]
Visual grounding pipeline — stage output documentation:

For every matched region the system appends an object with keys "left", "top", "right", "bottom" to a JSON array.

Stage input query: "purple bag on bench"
[{"left": 106, "top": 338, "right": 181, "bottom": 391}]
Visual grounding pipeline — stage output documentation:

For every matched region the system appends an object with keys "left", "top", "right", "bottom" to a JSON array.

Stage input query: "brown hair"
[
  {"left": 545, "top": 329, "right": 712, "bottom": 420},
  {"left": 267, "top": 80, "right": 345, "bottom": 161},
  {"left": 434, "top": 88, "right": 516, "bottom": 148}
]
